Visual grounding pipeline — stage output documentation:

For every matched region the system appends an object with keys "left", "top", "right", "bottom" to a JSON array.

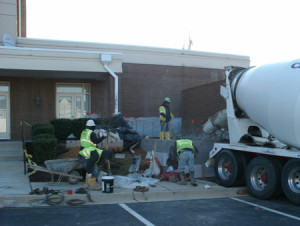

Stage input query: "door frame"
[{"left": 0, "top": 82, "right": 11, "bottom": 139}]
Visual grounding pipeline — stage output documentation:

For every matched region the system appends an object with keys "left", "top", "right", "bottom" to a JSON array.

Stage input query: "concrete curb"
[{"left": 0, "top": 185, "right": 245, "bottom": 208}]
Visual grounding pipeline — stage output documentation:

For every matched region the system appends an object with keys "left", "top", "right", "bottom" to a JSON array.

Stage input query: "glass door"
[
  {"left": 0, "top": 83, "right": 10, "bottom": 139},
  {"left": 58, "top": 96, "right": 73, "bottom": 119},
  {"left": 56, "top": 83, "right": 89, "bottom": 119},
  {"left": 57, "top": 95, "right": 84, "bottom": 119},
  {"left": 75, "top": 96, "right": 83, "bottom": 118}
]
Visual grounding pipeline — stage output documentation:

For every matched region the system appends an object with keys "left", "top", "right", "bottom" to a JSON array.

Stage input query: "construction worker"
[
  {"left": 78, "top": 119, "right": 113, "bottom": 190},
  {"left": 175, "top": 139, "right": 198, "bottom": 186},
  {"left": 159, "top": 97, "right": 174, "bottom": 140}
]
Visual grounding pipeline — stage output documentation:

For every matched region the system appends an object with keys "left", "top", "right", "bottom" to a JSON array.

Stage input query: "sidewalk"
[{"left": 0, "top": 175, "right": 245, "bottom": 208}]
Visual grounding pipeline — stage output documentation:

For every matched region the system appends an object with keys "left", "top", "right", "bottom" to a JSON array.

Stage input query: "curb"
[{"left": 0, "top": 186, "right": 245, "bottom": 208}]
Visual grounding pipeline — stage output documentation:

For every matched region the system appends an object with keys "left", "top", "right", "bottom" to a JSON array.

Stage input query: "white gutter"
[
  {"left": 101, "top": 54, "right": 119, "bottom": 115},
  {"left": 18, "top": 0, "right": 22, "bottom": 37}
]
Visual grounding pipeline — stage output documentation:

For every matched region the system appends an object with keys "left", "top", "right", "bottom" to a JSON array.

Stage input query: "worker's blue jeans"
[
  {"left": 78, "top": 155, "right": 98, "bottom": 178},
  {"left": 160, "top": 120, "right": 170, "bottom": 132},
  {"left": 177, "top": 151, "right": 194, "bottom": 172}
]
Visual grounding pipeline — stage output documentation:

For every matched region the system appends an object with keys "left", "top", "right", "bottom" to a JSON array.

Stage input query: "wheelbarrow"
[{"left": 28, "top": 158, "right": 83, "bottom": 184}]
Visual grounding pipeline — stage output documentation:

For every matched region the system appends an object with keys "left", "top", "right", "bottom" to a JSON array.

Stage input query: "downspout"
[
  {"left": 101, "top": 54, "right": 119, "bottom": 115},
  {"left": 18, "top": 0, "right": 22, "bottom": 37}
]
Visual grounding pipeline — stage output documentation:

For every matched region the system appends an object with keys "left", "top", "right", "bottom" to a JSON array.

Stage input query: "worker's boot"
[
  {"left": 177, "top": 172, "right": 187, "bottom": 185},
  {"left": 87, "top": 177, "right": 101, "bottom": 190},
  {"left": 165, "top": 131, "right": 171, "bottom": 140},
  {"left": 190, "top": 171, "right": 198, "bottom": 186},
  {"left": 160, "top": 131, "right": 164, "bottom": 140}
]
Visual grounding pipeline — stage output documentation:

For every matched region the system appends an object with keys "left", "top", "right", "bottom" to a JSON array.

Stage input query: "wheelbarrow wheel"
[{"left": 68, "top": 170, "right": 80, "bottom": 184}]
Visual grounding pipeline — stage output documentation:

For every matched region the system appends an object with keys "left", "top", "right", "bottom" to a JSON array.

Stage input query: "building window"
[{"left": 56, "top": 83, "right": 90, "bottom": 119}]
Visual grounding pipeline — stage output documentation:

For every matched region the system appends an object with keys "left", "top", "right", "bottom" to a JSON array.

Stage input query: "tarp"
[{"left": 95, "top": 114, "right": 143, "bottom": 151}]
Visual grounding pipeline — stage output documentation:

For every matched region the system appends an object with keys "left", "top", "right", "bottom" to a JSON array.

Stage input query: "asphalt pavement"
[{"left": 1, "top": 196, "right": 300, "bottom": 226}]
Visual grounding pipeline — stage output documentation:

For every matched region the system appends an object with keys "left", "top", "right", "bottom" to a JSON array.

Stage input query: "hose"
[
  {"left": 28, "top": 189, "right": 86, "bottom": 207},
  {"left": 27, "top": 198, "right": 46, "bottom": 207},
  {"left": 45, "top": 191, "right": 65, "bottom": 206},
  {"left": 66, "top": 199, "right": 86, "bottom": 206}
]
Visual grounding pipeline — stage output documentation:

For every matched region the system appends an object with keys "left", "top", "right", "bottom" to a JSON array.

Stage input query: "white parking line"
[
  {"left": 230, "top": 197, "right": 300, "bottom": 221},
  {"left": 119, "top": 203, "right": 155, "bottom": 226}
]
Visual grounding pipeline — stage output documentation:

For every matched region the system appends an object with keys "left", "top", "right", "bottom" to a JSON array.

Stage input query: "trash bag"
[
  {"left": 95, "top": 115, "right": 143, "bottom": 152},
  {"left": 166, "top": 145, "right": 178, "bottom": 169},
  {"left": 142, "top": 151, "right": 161, "bottom": 177},
  {"left": 118, "top": 128, "right": 143, "bottom": 150},
  {"left": 110, "top": 114, "right": 131, "bottom": 129}
]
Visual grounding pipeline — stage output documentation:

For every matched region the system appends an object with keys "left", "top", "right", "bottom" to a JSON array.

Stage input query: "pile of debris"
[
  {"left": 57, "top": 115, "right": 185, "bottom": 187},
  {"left": 59, "top": 114, "right": 143, "bottom": 158}
]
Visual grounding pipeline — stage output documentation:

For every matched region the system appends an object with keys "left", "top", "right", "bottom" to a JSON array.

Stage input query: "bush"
[
  {"left": 72, "top": 118, "right": 89, "bottom": 139},
  {"left": 50, "top": 118, "right": 73, "bottom": 140},
  {"left": 31, "top": 123, "right": 54, "bottom": 137},
  {"left": 32, "top": 134, "right": 57, "bottom": 164}
]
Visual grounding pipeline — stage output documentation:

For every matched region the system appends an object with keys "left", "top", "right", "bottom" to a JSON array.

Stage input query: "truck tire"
[
  {"left": 281, "top": 159, "right": 300, "bottom": 204},
  {"left": 235, "top": 152, "right": 250, "bottom": 186},
  {"left": 272, "top": 158, "right": 283, "bottom": 197},
  {"left": 214, "top": 150, "right": 243, "bottom": 187},
  {"left": 246, "top": 157, "right": 281, "bottom": 199}
]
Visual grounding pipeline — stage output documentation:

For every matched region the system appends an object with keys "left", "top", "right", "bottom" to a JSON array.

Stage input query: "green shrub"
[
  {"left": 72, "top": 118, "right": 89, "bottom": 139},
  {"left": 50, "top": 118, "right": 73, "bottom": 140},
  {"left": 32, "top": 134, "right": 57, "bottom": 164},
  {"left": 31, "top": 123, "right": 54, "bottom": 137}
]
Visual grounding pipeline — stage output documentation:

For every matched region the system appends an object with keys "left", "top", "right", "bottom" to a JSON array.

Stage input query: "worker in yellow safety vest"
[
  {"left": 78, "top": 119, "right": 113, "bottom": 190},
  {"left": 159, "top": 97, "right": 174, "bottom": 140},
  {"left": 175, "top": 139, "right": 198, "bottom": 186}
]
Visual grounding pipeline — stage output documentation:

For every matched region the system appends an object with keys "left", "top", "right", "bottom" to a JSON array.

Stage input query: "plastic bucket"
[{"left": 102, "top": 176, "right": 114, "bottom": 193}]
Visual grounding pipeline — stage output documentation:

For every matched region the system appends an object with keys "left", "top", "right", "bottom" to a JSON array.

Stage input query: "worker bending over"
[
  {"left": 159, "top": 97, "right": 174, "bottom": 140},
  {"left": 176, "top": 139, "right": 197, "bottom": 186},
  {"left": 78, "top": 119, "right": 113, "bottom": 190}
]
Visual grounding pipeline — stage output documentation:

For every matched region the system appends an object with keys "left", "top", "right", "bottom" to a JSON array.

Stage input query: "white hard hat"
[{"left": 86, "top": 119, "right": 96, "bottom": 127}]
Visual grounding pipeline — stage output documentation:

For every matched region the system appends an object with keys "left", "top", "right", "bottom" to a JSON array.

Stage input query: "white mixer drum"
[{"left": 234, "top": 59, "right": 300, "bottom": 148}]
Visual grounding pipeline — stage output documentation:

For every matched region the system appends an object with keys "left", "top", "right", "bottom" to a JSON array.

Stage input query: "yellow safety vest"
[
  {"left": 79, "top": 147, "right": 103, "bottom": 163},
  {"left": 159, "top": 106, "right": 174, "bottom": 121},
  {"left": 176, "top": 139, "right": 195, "bottom": 156},
  {"left": 80, "top": 129, "right": 96, "bottom": 148}
]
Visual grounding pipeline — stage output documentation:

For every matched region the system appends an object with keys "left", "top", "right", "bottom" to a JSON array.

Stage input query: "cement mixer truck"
[{"left": 204, "top": 59, "right": 300, "bottom": 204}]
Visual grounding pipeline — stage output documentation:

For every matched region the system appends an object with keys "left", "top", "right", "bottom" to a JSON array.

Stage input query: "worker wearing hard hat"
[
  {"left": 159, "top": 97, "right": 174, "bottom": 140},
  {"left": 175, "top": 139, "right": 198, "bottom": 186},
  {"left": 78, "top": 119, "right": 113, "bottom": 190}
]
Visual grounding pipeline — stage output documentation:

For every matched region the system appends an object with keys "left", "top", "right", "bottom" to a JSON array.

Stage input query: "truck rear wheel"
[
  {"left": 234, "top": 152, "right": 250, "bottom": 186},
  {"left": 281, "top": 159, "right": 300, "bottom": 204},
  {"left": 246, "top": 157, "right": 281, "bottom": 199},
  {"left": 214, "top": 150, "right": 243, "bottom": 187}
]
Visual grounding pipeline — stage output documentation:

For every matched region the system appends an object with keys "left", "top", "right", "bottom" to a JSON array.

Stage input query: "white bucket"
[{"left": 102, "top": 176, "right": 114, "bottom": 193}]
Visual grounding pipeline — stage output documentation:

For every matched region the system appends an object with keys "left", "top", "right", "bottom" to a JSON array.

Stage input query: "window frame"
[{"left": 55, "top": 83, "right": 91, "bottom": 119}]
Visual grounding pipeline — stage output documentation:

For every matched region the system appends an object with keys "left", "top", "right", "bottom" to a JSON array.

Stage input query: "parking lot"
[{"left": 1, "top": 196, "right": 299, "bottom": 225}]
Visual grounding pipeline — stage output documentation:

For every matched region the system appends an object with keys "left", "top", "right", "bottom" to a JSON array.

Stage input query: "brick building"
[
  {"left": 181, "top": 80, "right": 226, "bottom": 136},
  {"left": 0, "top": 0, "right": 250, "bottom": 140}
]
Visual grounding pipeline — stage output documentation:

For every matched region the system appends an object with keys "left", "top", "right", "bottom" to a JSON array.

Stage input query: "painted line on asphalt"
[
  {"left": 119, "top": 203, "right": 155, "bottom": 226},
  {"left": 230, "top": 197, "right": 300, "bottom": 221}
]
